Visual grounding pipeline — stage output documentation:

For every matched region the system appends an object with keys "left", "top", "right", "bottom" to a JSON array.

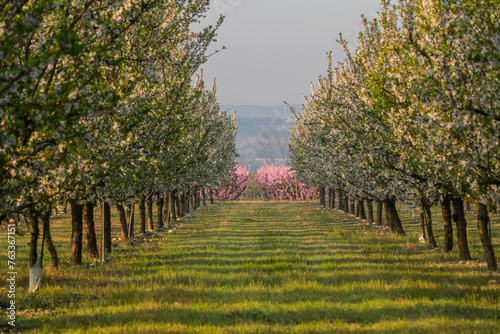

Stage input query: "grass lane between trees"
[{"left": 1, "top": 201, "right": 499, "bottom": 333}]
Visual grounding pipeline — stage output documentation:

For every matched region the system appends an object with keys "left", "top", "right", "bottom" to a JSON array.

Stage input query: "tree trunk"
[
  {"left": 337, "top": 190, "right": 343, "bottom": 211},
  {"left": 139, "top": 198, "right": 146, "bottom": 234},
  {"left": 29, "top": 216, "right": 39, "bottom": 268},
  {"left": 70, "top": 202, "right": 83, "bottom": 265},
  {"left": 343, "top": 195, "right": 349, "bottom": 213},
  {"left": 477, "top": 203, "right": 497, "bottom": 271},
  {"left": 385, "top": 198, "right": 406, "bottom": 236},
  {"left": 193, "top": 189, "right": 198, "bottom": 210},
  {"left": 367, "top": 200, "right": 374, "bottom": 224},
  {"left": 210, "top": 189, "right": 214, "bottom": 204},
  {"left": 116, "top": 204, "right": 129, "bottom": 242},
  {"left": 440, "top": 196, "right": 453, "bottom": 252},
  {"left": 170, "top": 192, "right": 177, "bottom": 222},
  {"left": 128, "top": 203, "right": 135, "bottom": 238},
  {"left": 376, "top": 201, "right": 383, "bottom": 226},
  {"left": 319, "top": 187, "right": 326, "bottom": 207},
  {"left": 350, "top": 199, "right": 355, "bottom": 215},
  {"left": 356, "top": 200, "right": 360, "bottom": 217},
  {"left": 451, "top": 198, "right": 471, "bottom": 261},
  {"left": 84, "top": 202, "right": 99, "bottom": 259},
  {"left": 202, "top": 189, "right": 207, "bottom": 206},
  {"left": 175, "top": 192, "right": 181, "bottom": 217},
  {"left": 163, "top": 194, "right": 170, "bottom": 227},
  {"left": 104, "top": 202, "right": 112, "bottom": 255},
  {"left": 185, "top": 190, "right": 190, "bottom": 214},
  {"left": 197, "top": 189, "right": 201, "bottom": 209},
  {"left": 420, "top": 212, "right": 426, "bottom": 239},
  {"left": 157, "top": 194, "right": 164, "bottom": 228},
  {"left": 328, "top": 189, "right": 332, "bottom": 208},
  {"left": 465, "top": 201, "right": 471, "bottom": 211},
  {"left": 359, "top": 199, "right": 366, "bottom": 220},
  {"left": 192, "top": 189, "right": 197, "bottom": 210},
  {"left": 147, "top": 195, "right": 154, "bottom": 230},
  {"left": 421, "top": 198, "right": 438, "bottom": 248},
  {"left": 180, "top": 191, "right": 186, "bottom": 217},
  {"left": 43, "top": 211, "right": 58, "bottom": 269},
  {"left": 384, "top": 201, "right": 394, "bottom": 231},
  {"left": 331, "top": 189, "right": 335, "bottom": 209}
]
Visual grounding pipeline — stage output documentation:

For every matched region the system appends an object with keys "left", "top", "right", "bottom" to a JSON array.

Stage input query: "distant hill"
[
  {"left": 220, "top": 104, "right": 302, "bottom": 120},
  {"left": 236, "top": 117, "right": 294, "bottom": 140},
  {"left": 219, "top": 104, "right": 301, "bottom": 170}
]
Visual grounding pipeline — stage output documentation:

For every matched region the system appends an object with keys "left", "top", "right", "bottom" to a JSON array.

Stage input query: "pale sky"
[{"left": 199, "top": 0, "right": 383, "bottom": 106}]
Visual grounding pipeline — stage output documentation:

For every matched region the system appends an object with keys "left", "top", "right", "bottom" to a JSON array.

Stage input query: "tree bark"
[
  {"left": 70, "top": 202, "right": 83, "bottom": 265},
  {"left": 29, "top": 215, "right": 39, "bottom": 268},
  {"left": 359, "top": 199, "right": 366, "bottom": 220},
  {"left": 157, "top": 194, "right": 164, "bottom": 228},
  {"left": 43, "top": 211, "right": 58, "bottom": 269},
  {"left": 384, "top": 201, "right": 394, "bottom": 231},
  {"left": 180, "top": 191, "right": 186, "bottom": 217},
  {"left": 202, "top": 189, "right": 207, "bottom": 206},
  {"left": 465, "top": 201, "right": 471, "bottom": 211},
  {"left": 175, "top": 192, "right": 181, "bottom": 217},
  {"left": 331, "top": 189, "right": 335, "bottom": 209},
  {"left": 366, "top": 200, "right": 374, "bottom": 224},
  {"left": 84, "top": 202, "right": 99, "bottom": 259},
  {"left": 451, "top": 198, "right": 471, "bottom": 261},
  {"left": 147, "top": 195, "right": 154, "bottom": 230},
  {"left": 356, "top": 200, "right": 360, "bottom": 217},
  {"left": 337, "top": 189, "right": 344, "bottom": 211},
  {"left": 376, "top": 201, "right": 383, "bottom": 226},
  {"left": 210, "top": 189, "right": 214, "bottom": 204},
  {"left": 163, "top": 194, "right": 170, "bottom": 227},
  {"left": 385, "top": 198, "right": 406, "bottom": 236},
  {"left": 440, "top": 195, "right": 453, "bottom": 252},
  {"left": 139, "top": 197, "right": 146, "bottom": 234},
  {"left": 116, "top": 204, "right": 129, "bottom": 242},
  {"left": 128, "top": 203, "right": 135, "bottom": 238},
  {"left": 343, "top": 195, "right": 349, "bottom": 213},
  {"left": 319, "top": 187, "right": 326, "bottom": 207},
  {"left": 350, "top": 199, "right": 355, "bottom": 215},
  {"left": 104, "top": 202, "right": 112, "bottom": 255},
  {"left": 192, "top": 189, "right": 197, "bottom": 210},
  {"left": 421, "top": 198, "right": 438, "bottom": 248},
  {"left": 185, "top": 190, "right": 190, "bottom": 214},
  {"left": 477, "top": 203, "right": 497, "bottom": 271},
  {"left": 420, "top": 212, "right": 426, "bottom": 239},
  {"left": 170, "top": 191, "right": 177, "bottom": 222}
]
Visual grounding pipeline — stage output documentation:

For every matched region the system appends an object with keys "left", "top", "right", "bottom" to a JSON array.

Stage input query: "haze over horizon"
[{"left": 199, "top": 0, "right": 384, "bottom": 107}]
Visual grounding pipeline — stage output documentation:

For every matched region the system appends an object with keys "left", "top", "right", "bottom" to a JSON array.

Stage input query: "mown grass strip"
[{"left": 0, "top": 201, "right": 498, "bottom": 333}]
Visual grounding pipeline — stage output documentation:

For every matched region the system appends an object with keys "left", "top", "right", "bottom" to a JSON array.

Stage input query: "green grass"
[{"left": 0, "top": 201, "right": 499, "bottom": 333}]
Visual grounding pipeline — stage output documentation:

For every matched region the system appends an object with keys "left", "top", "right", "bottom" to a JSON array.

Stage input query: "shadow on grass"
[{"left": 27, "top": 298, "right": 498, "bottom": 332}]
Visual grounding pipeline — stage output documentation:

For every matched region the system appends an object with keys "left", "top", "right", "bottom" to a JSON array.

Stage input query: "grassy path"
[{"left": 5, "top": 201, "right": 500, "bottom": 333}]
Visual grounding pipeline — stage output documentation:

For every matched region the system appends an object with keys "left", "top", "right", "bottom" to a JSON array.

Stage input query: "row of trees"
[
  {"left": 289, "top": 0, "right": 499, "bottom": 271},
  {"left": 213, "top": 164, "right": 317, "bottom": 200},
  {"left": 1, "top": 1, "right": 237, "bottom": 268},
  {"left": 254, "top": 164, "right": 316, "bottom": 200}
]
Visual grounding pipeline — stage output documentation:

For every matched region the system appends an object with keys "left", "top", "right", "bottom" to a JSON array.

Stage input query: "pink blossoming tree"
[
  {"left": 214, "top": 165, "right": 250, "bottom": 200},
  {"left": 255, "top": 164, "right": 317, "bottom": 200}
]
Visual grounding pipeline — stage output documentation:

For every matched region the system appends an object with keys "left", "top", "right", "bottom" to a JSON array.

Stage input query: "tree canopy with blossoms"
[
  {"left": 0, "top": 0, "right": 238, "bottom": 267},
  {"left": 254, "top": 164, "right": 317, "bottom": 200},
  {"left": 213, "top": 165, "right": 250, "bottom": 201},
  {"left": 289, "top": 0, "right": 499, "bottom": 271}
]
